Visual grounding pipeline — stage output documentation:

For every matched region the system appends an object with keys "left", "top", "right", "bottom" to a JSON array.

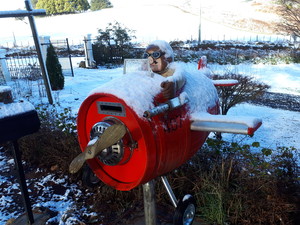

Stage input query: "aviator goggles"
[{"left": 143, "top": 51, "right": 165, "bottom": 59}]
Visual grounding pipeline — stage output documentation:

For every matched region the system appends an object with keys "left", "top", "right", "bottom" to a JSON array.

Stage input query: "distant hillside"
[{"left": 0, "top": 0, "right": 283, "bottom": 47}]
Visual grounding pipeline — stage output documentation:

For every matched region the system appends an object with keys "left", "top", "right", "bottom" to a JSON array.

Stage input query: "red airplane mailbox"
[
  {"left": 76, "top": 91, "right": 219, "bottom": 191},
  {"left": 70, "top": 60, "right": 262, "bottom": 225}
]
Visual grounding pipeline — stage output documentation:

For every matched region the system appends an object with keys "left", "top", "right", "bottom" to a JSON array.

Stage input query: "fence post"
[
  {"left": 84, "top": 34, "right": 95, "bottom": 68},
  {"left": 0, "top": 49, "right": 11, "bottom": 84},
  {"left": 40, "top": 36, "right": 51, "bottom": 64},
  {"left": 66, "top": 38, "right": 74, "bottom": 77}
]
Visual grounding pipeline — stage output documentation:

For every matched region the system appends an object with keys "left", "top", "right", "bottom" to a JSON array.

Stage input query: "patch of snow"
[
  {"left": 88, "top": 62, "right": 218, "bottom": 118},
  {"left": 0, "top": 86, "right": 12, "bottom": 93},
  {"left": 0, "top": 100, "right": 35, "bottom": 119},
  {"left": 89, "top": 71, "right": 164, "bottom": 117},
  {"left": 183, "top": 66, "right": 219, "bottom": 114},
  {"left": 221, "top": 103, "right": 300, "bottom": 149},
  {"left": 210, "top": 63, "right": 300, "bottom": 95}
]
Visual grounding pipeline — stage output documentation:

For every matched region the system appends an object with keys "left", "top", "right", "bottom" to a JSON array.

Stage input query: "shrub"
[
  {"left": 16, "top": 103, "right": 300, "bottom": 224},
  {"left": 19, "top": 104, "right": 78, "bottom": 173},
  {"left": 90, "top": 0, "right": 113, "bottom": 11},
  {"left": 164, "top": 139, "right": 300, "bottom": 224},
  {"left": 93, "top": 21, "right": 136, "bottom": 65},
  {"left": 213, "top": 73, "right": 270, "bottom": 115},
  {"left": 35, "top": 104, "right": 77, "bottom": 134},
  {"left": 46, "top": 43, "right": 64, "bottom": 90}
]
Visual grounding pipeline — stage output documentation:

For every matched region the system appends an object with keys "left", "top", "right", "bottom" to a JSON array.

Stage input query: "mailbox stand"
[
  {"left": 143, "top": 180, "right": 157, "bottom": 225},
  {"left": 11, "top": 140, "right": 35, "bottom": 224},
  {"left": 0, "top": 90, "right": 49, "bottom": 224},
  {"left": 142, "top": 177, "right": 181, "bottom": 225}
]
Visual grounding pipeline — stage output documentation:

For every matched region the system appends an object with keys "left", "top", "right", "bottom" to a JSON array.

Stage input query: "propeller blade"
[{"left": 69, "top": 123, "right": 126, "bottom": 174}]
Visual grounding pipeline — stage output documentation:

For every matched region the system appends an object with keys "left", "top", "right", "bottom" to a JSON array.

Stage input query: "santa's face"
[{"left": 144, "top": 46, "right": 168, "bottom": 73}]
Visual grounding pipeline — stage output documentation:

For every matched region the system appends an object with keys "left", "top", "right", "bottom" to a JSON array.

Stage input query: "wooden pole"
[{"left": 24, "top": 0, "right": 53, "bottom": 104}]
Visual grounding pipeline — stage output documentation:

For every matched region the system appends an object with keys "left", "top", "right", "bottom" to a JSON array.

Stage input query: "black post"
[
  {"left": 12, "top": 140, "right": 35, "bottom": 224},
  {"left": 66, "top": 38, "right": 74, "bottom": 77}
]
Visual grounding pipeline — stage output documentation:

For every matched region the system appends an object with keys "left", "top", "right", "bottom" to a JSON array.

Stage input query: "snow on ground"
[
  {"left": 0, "top": 1, "right": 299, "bottom": 223},
  {"left": 1, "top": 60, "right": 299, "bottom": 224},
  {"left": 0, "top": 148, "right": 96, "bottom": 224},
  {"left": 194, "top": 62, "right": 300, "bottom": 150},
  {"left": 5, "top": 59, "right": 300, "bottom": 150},
  {"left": 210, "top": 63, "right": 300, "bottom": 95},
  {"left": 0, "top": 100, "right": 35, "bottom": 119},
  {"left": 223, "top": 103, "right": 300, "bottom": 149}
]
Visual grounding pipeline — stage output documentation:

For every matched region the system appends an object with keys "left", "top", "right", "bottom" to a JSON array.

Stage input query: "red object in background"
[
  {"left": 77, "top": 92, "right": 219, "bottom": 191},
  {"left": 198, "top": 56, "right": 207, "bottom": 70}
]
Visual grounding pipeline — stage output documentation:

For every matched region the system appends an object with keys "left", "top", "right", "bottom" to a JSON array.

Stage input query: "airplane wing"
[
  {"left": 212, "top": 79, "right": 238, "bottom": 87},
  {"left": 190, "top": 112, "right": 262, "bottom": 135}
]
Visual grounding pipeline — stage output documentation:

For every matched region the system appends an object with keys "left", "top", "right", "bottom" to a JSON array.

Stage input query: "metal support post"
[
  {"left": 161, "top": 176, "right": 178, "bottom": 207},
  {"left": 66, "top": 38, "right": 74, "bottom": 77},
  {"left": 143, "top": 180, "right": 157, "bottom": 225},
  {"left": 12, "top": 140, "right": 35, "bottom": 225}
]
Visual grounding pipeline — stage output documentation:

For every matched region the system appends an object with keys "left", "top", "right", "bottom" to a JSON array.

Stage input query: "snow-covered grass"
[{"left": 0, "top": 148, "right": 96, "bottom": 224}]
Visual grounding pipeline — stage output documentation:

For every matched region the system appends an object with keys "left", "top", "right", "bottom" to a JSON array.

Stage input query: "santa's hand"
[{"left": 161, "top": 81, "right": 176, "bottom": 99}]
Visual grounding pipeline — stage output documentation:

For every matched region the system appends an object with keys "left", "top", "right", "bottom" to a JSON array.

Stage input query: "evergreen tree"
[
  {"left": 90, "top": 0, "right": 113, "bottom": 11},
  {"left": 46, "top": 44, "right": 64, "bottom": 90},
  {"left": 69, "top": 0, "right": 90, "bottom": 12},
  {"left": 94, "top": 21, "right": 135, "bottom": 65},
  {"left": 36, "top": 0, "right": 90, "bottom": 14},
  {"left": 36, "top": 0, "right": 57, "bottom": 14}
]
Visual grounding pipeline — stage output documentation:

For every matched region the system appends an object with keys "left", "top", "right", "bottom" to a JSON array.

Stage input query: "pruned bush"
[
  {"left": 20, "top": 128, "right": 80, "bottom": 173},
  {"left": 213, "top": 73, "right": 270, "bottom": 115},
  {"left": 46, "top": 43, "right": 64, "bottom": 90},
  {"left": 19, "top": 104, "right": 78, "bottom": 173},
  {"left": 35, "top": 104, "right": 77, "bottom": 134}
]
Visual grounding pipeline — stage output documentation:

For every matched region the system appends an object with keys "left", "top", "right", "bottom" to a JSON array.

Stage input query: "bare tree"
[{"left": 275, "top": 0, "right": 300, "bottom": 38}]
